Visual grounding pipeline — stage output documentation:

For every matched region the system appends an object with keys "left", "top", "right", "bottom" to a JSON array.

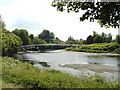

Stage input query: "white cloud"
[{"left": 0, "top": 0, "right": 118, "bottom": 41}]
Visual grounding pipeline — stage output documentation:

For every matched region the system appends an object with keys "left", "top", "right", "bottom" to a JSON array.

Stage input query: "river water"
[{"left": 14, "top": 50, "right": 120, "bottom": 82}]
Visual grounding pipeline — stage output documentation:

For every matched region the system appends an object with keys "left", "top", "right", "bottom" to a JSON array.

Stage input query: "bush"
[
  {"left": 2, "top": 57, "right": 119, "bottom": 88},
  {"left": 2, "top": 30, "right": 22, "bottom": 56},
  {"left": 65, "top": 42, "right": 120, "bottom": 54},
  {"left": 115, "top": 35, "right": 120, "bottom": 44},
  {"left": 12, "top": 29, "right": 31, "bottom": 45},
  {"left": 114, "top": 48, "right": 120, "bottom": 54}
]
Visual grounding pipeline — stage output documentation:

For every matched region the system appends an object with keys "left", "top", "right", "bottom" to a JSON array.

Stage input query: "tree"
[
  {"left": 75, "top": 39, "right": 81, "bottom": 44},
  {"left": 115, "top": 35, "right": 120, "bottom": 44},
  {"left": 56, "top": 37, "right": 61, "bottom": 41},
  {"left": 50, "top": 32, "right": 55, "bottom": 38},
  {"left": 86, "top": 35, "right": 93, "bottom": 44},
  {"left": 39, "top": 30, "right": 50, "bottom": 40},
  {"left": 29, "top": 34, "right": 34, "bottom": 41},
  {"left": 29, "top": 34, "right": 34, "bottom": 43},
  {"left": 0, "top": 15, "right": 5, "bottom": 29},
  {"left": 12, "top": 29, "right": 31, "bottom": 45},
  {"left": 38, "top": 30, "right": 55, "bottom": 42},
  {"left": 52, "top": 37, "right": 63, "bottom": 44},
  {"left": 33, "top": 37, "right": 46, "bottom": 44},
  {"left": 101, "top": 32, "right": 112, "bottom": 43},
  {"left": 101, "top": 32, "right": 107, "bottom": 42},
  {"left": 66, "top": 36, "right": 76, "bottom": 44},
  {"left": 0, "top": 16, "right": 5, "bottom": 56},
  {"left": 93, "top": 31, "right": 98, "bottom": 39},
  {"left": 1, "top": 17, "right": 22, "bottom": 56},
  {"left": 2, "top": 29, "right": 22, "bottom": 56},
  {"left": 75, "top": 38, "right": 84, "bottom": 44},
  {"left": 82, "top": 40, "right": 87, "bottom": 44},
  {"left": 106, "top": 33, "right": 112, "bottom": 43},
  {"left": 93, "top": 35, "right": 104, "bottom": 43},
  {"left": 52, "top": 1, "right": 120, "bottom": 28}
]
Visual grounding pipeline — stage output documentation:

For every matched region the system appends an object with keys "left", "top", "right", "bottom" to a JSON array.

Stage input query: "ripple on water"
[{"left": 15, "top": 50, "right": 119, "bottom": 82}]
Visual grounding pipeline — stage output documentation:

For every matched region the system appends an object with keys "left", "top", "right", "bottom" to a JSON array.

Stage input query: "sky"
[{"left": 0, "top": 0, "right": 119, "bottom": 41}]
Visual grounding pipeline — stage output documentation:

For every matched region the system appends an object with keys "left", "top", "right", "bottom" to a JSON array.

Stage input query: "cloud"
[
  {"left": 0, "top": 0, "right": 16, "bottom": 6},
  {"left": 0, "top": 0, "right": 118, "bottom": 41},
  {"left": 12, "top": 18, "right": 43, "bottom": 30}
]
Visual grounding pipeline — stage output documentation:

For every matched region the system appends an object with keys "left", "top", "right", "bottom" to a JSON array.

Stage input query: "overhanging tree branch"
[{"left": 52, "top": 1, "right": 120, "bottom": 28}]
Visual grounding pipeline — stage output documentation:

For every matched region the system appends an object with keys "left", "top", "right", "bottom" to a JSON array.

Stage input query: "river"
[{"left": 14, "top": 50, "right": 120, "bottom": 82}]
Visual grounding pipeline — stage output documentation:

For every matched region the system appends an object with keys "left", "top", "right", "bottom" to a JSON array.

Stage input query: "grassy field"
[
  {"left": 1, "top": 57, "right": 119, "bottom": 88},
  {"left": 66, "top": 42, "right": 120, "bottom": 54}
]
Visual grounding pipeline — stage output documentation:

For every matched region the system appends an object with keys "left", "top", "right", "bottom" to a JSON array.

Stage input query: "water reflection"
[{"left": 86, "top": 55, "right": 119, "bottom": 67}]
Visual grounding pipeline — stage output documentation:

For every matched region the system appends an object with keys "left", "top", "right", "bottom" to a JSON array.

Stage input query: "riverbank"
[
  {"left": 61, "top": 50, "right": 119, "bottom": 74},
  {"left": 65, "top": 42, "right": 120, "bottom": 54},
  {"left": 1, "top": 81, "right": 23, "bottom": 88},
  {"left": 2, "top": 57, "right": 119, "bottom": 88},
  {"left": 60, "top": 64, "right": 119, "bottom": 73},
  {"left": 63, "top": 50, "right": 120, "bottom": 56}
]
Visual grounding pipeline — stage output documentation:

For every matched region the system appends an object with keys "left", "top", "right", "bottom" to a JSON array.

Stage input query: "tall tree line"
[{"left": 86, "top": 31, "right": 112, "bottom": 44}]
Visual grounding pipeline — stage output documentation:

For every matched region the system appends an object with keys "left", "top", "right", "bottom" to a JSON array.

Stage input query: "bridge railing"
[{"left": 21, "top": 44, "right": 84, "bottom": 48}]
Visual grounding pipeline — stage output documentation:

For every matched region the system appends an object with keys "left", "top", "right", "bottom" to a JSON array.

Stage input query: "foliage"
[
  {"left": 86, "top": 31, "right": 113, "bottom": 44},
  {"left": 52, "top": 1, "right": 120, "bottom": 28},
  {"left": 115, "top": 35, "right": 120, "bottom": 44},
  {"left": 100, "top": 32, "right": 112, "bottom": 43},
  {"left": 66, "top": 42, "right": 120, "bottom": 54},
  {"left": 38, "top": 30, "right": 55, "bottom": 43},
  {"left": 52, "top": 37, "right": 64, "bottom": 44},
  {"left": 52, "top": 40, "right": 62, "bottom": 44},
  {"left": 66, "top": 36, "right": 76, "bottom": 44},
  {"left": 50, "top": 32, "right": 55, "bottom": 39},
  {"left": 93, "top": 31, "right": 97, "bottom": 39},
  {"left": 29, "top": 34, "right": 34, "bottom": 43},
  {"left": 0, "top": 15, "right": 5, "bottom": 29},
  {"left": 86, "top": 35, "right": 93, "bottom": 44},
  {"left": 114, "top": 48, "right": 120, "bottom": 54},
  {"left": 1, "top": 17, "right": 22, "bottom": 56},
  {"left": 101, "top": 32, "right": 107, "bottom": 42},
  {"left": 33, "top": 37, "right": 46, "bottom": 44},
  {"left": 82, "top": 40, "right": 87, "bottom": 44},
  {"left": 2, "top": 29, "right": 22, "bottom": 56},
  {"left": 106, "top": 33, "right": 112, "bottom": 43},
  {"left": 2, "top": 57, "right": 119, "bottom": 88},
  {"left": 93, "top": 35, "right": 104, "bottom": 43},
  {"left": 12, "top": 29, "right": 31, "bottom": 45},
  {"left": 1, "top": 80, "right": 23, "bottom": 88}
]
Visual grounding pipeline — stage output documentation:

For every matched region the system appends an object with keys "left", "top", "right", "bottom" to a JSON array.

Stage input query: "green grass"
[
  {"left": 1, "top": 81, "right": 23, "bottom": 88},
  {"left": 1, "top": 57, "right": 119, "bottom": 88},
  {"left": 66, "top": 42, "right": 120, "bottom": 54}
]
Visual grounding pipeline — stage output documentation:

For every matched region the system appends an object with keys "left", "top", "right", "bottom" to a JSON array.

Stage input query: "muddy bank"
[{"left": 60, "top": 64, "right": 119, "bottom": 73}]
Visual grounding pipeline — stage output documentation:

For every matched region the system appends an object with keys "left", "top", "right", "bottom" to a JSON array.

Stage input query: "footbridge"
[{"left": 21, "top": 44, "right": 83, "bottom": 51}]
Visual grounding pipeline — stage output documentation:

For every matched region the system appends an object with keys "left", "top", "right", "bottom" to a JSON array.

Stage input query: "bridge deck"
[{"left": 22, "top": 44, "right": 83, "bottom": 48}]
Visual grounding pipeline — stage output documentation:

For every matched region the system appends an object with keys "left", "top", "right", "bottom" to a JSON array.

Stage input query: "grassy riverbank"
[
  {"left": 1, "top": 57, "right": 119, "bottom": 88},
  {"left": 66, "top": 42, "right": 120, "bottom": 54}
]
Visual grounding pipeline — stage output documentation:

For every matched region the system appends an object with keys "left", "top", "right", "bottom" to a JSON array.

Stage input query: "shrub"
[
  {"left": 2, "top": 57, "right": 119, "bottom": 88},
  {"left": 2, "top": 30, "right": 22, "bottom": 56},
  {"left": 65, "top": 42, "right": 120, "bottom": 54},
  {"left": 114, "top": 48, "right": 120, "bottom": 54},
  {"left": 115, "top": 35, "right": 120, "bottom": 44}
]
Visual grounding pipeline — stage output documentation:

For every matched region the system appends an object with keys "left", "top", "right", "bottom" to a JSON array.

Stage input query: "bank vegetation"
[
  {"left": 1, "top": 57, "right": 119, "bottom": 88},
  {"left": 66, "top": 42, "right": 120, "bottom": 54}
]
